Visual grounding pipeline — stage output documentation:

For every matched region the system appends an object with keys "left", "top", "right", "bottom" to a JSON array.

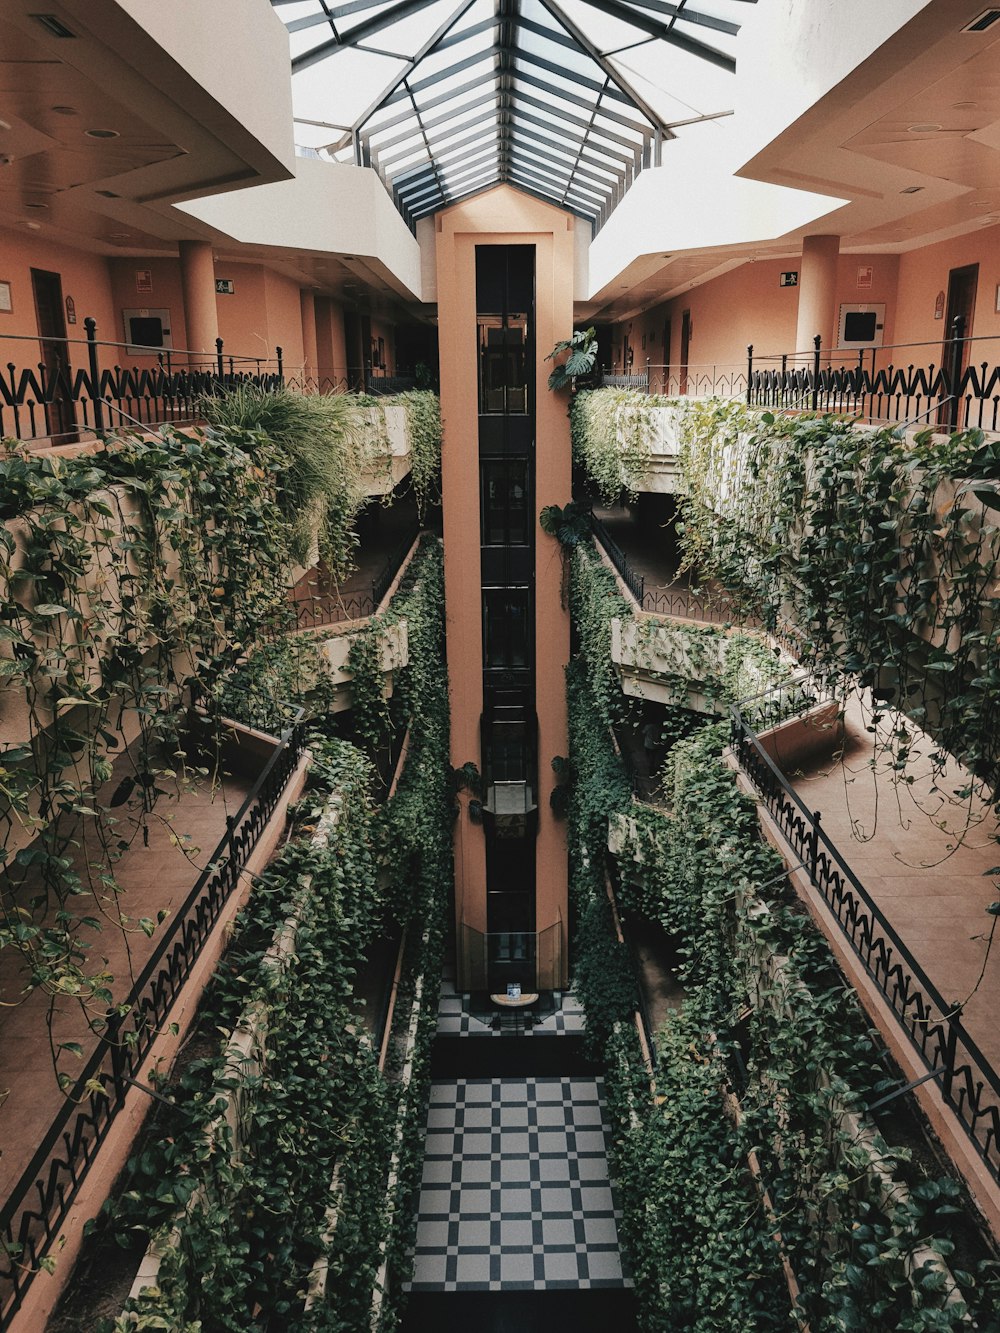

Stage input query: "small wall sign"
[
  {"left": 934, "top": 289, "right": 945, "bottom": 320},
  {"left": 0, "top": 280, "right": 11, "bottom": 313},
  {"left": 780, "top": 271, "right": 799, "bottom": 287},
  {"left": 215, "top": 278, "right": 235, "bottom": 295},
  {"left": 856, "top": 264, "right": 873, "bottom": 290},
  {"left": 65, "top": 294, "right": 77, "bottom": 325},
  {"left": 135, "top": 268, "right": 153, "bottom": 295}
]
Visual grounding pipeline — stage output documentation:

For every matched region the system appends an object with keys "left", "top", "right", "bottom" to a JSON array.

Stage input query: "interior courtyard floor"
[{"left": 401, "top": 962, "right": 637, "bottom": 1330}]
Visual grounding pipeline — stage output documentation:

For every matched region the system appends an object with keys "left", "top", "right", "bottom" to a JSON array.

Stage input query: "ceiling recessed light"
[
  {"left": 900, "top": 185, "right": 924, "bottom": 194},
  {"left": 51, "top": 105, "right": 77, "bottom": 115},
  {"left": 95, "top": 189, "right": 120, "bottom": 198},
  {"left": 962, "top": 9, "right": 1000, "bottom": 33},
  {"left": 24, "top": 221, "right": 41, "bottom": 230},
  {"left": 85, "top": 128, "right": 120, "bottom": 139},
  {"left": 952, "top": 100, "right": 977, "bottom": 109},
  {"left": 30, "top": 13, "right": 76, "bottom": 38},
  {"left": 110, "top": 231, "right": 132, "bottom": 238},
  {"left": 907, "top": 123, "right": 942, "bottom": 134},
  {"left": 25, "top": 201, "right": 48, "bottom": 209},
  {"left": 0, "top": 119, "right": 11, "bottom": 132}
]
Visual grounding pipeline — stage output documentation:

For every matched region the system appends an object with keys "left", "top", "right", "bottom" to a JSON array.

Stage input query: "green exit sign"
[{"left": 780, "top": 271, "right": 799, "bottom": 287}]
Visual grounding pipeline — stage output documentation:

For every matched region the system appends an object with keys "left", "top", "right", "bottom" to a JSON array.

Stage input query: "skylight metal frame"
[{"left": 276, "top": 0, "right": 750, "bottom": 229}]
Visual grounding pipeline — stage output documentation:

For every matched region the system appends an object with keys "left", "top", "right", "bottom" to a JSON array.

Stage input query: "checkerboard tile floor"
[
  {"left": 435, "top": 969, "right": 587, "bottom": 1038},
  {"left": 406, "top": 1076, "right": 630, "bottom": 1291}
]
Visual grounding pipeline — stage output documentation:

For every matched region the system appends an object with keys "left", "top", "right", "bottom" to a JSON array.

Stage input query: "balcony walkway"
[
  {"left": 0, "top": 754, "right": 253, "bottom": 1202},
  {"left": 291, "top": 492, "right": 419, "bottom": 628},
  {"left": 599, "top": 505, "right": 1000, "bottom": 1216}
]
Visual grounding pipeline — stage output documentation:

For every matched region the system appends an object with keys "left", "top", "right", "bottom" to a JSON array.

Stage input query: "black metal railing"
[
  {"left": 0, "top": 720, "right": 306, "bottom": 1328},
  {"left": 746, "top": 321, "right": 1000, "bottom": 433},
  {"left": 291, "top": 526, "right": 420, "bottom": 631},
  {"left": 1, "top": 320, "right": 287, "bottom": 444},
  {"left": 730, "top": 698, "right": 1000, "bottom": 1185},
  {"left": 372, "top": 523, "right": 420, "bottom": 607},
  {"left": 590, "top": 512, "right": 645, "bottom": 605},
  {"left": 364, "top": 373, "right": 416, "bottom": 396}
]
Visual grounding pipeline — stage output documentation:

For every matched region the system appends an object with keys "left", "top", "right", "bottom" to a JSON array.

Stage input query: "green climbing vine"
[
  {"left": 0, "top": 425, "right": 296, "bottom": 1084},
  {"left": 566, "top": 544, "right": 1000, "bottom": 1330},
  {"left": 99, "top": 538, "right": 452, "bottom": 1331}
]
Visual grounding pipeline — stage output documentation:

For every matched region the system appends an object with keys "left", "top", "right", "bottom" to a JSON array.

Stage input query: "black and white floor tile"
[
  {"left": 435, "top": 976, "right": 587, "bottom": 1038},
  {"left": 406, "top": 1076, "right": 630, "bottom": 1292}
]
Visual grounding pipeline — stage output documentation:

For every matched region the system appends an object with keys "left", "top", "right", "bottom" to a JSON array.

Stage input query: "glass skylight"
[{"left": 276, "top": 0, "right": 752, "bottom": 229}]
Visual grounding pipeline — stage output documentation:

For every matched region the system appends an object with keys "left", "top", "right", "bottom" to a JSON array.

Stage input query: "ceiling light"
[
  {"left": 85, "top": 128, "right": 120, "bottom": 139},
  {"left": 25, "top": 201, "right": 48, "bottom": 209},
  {"left": 95, "top": 189, "right": 120, "bottom": 198},
  {"left": 25, "top": 221, "right": 41, "bottom": 230},
  {"left": 0, "top": 119, "right": 11, "bottom": 132},
  {"left": 900, "top": 185, "right": 924, "bottom": 194},
  {"left": 51, "top": 105, "right": 77, "bottom": 115},
  {"left": 962, "top": 9, "right": 1000, "bottom": 32},
  {"left": 907, "top": 123, "right": 942, "bottom": 133},
  {"left": 110, "top": 231, "right": 132, "bottom": 238},
  {"left": 30, "top": 13, "right": 76, "bottom": 37}
]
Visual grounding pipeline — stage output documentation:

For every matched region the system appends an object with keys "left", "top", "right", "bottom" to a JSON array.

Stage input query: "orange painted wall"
[
  {"left": 314, "top": 295, "right": 348, "bottom": 386},
  {"left": 108, "top": 256, "right": 188, "bottom": 366},
  {"left": 215, "top": 263, "right": 270, "bottom": 366},
  {"left": 436, "top": 186, "right": 572, "bottom": 982},
  {"left": 264, "top": 268, "right": 306, "bottom": 373},
  {"left": 614, "top": 232, "right": 1000, "bottom": 384},
  {"left": 0, "top": 227, "right": 115, "bottom": 353},
  {"left": 895, "top": 225, "right": 1000, "bottom": 351}
]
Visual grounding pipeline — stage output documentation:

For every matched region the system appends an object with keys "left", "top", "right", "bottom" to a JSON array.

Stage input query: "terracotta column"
[
  {"left": 794, "top": 234, "right": 840, "bottom": 358},
  {"left": 300, "top": 288, "right": 318, "bottom": 384},
  {"left": 178, "top": 240, "right": 218, "bottom": 359}
]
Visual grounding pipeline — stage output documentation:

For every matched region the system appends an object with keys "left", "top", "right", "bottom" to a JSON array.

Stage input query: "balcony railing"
[
  {"left": 746, "top": 320, "right": 1000, "bottom": 433},
  {"left": 0, "top": 718, "right": 307, "bottom": 1329},
  {"left": 291, "top": 522, "right": 420, "bottom": 631},
  {"left": 1, "top": 320, "right": 286, "bottom": 445},
  {"left": 730, "top": 691, "right": 1000, "bottom": 1188},
  {"left": 587, "top": 321, "right": 1000, "bottom": 435},
  {"left": 1, "top": 319, "right": 428, "bottom": 446}
]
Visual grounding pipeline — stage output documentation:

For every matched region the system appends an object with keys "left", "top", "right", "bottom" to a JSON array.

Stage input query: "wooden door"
[
  {"left": 680, "top": 308, "right": 691, "bottom": 395},
  {"left": 939, "top": 263, "right": 978, "bottom": 429},
  {"left": 31, "top": 268, "right": 76, "bottom": 440}
]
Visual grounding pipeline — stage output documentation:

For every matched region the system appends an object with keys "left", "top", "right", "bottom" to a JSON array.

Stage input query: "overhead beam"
[
  {"left": 292, "top": 0, "right": 440, "bottom": 70},
  {"left": 573, "top": 0, "right": 736, "bottom": 70}
]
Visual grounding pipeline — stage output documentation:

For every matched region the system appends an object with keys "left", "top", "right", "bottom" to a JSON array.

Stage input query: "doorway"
[
  {"left": 31, "top": 268, "right": 76, "bottom": 440},
  {"left": 939, "top": 263, "right": 978, "bottom": 429},
  {"left": 680, "top": 308, "right": 691, "bottom": 395},
  {"left": 661, "top": 318, "right": 671, "bottom": 394}
]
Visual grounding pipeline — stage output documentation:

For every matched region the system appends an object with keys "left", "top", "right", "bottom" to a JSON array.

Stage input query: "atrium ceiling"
[{"left": 274, "top": 0, "right": 750, "bottom": 228}]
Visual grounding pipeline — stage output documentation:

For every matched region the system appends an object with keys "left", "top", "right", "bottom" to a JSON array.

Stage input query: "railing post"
[
  {"left": 811, "top": 334, "right": 821, "bottom": 412},
  {"left": 809, "top": 809, "right": 821, "bottom": 879},
  {"left": 946, "top": 313, "right": 966, "bottom": 431},
  {"left": 277, "top": 346, "right": 284, "bottom": 384},
  {"left": 85, "top": 317, "right": 104, "bottom": 432},
  {"left": 226, "top": 813, "right": 239, "bottom": 869},
  {"left": 645, "top": 356, "right": 650, "bottom": 394},
  {"left": 941, "top": 1008, "right": 960, "bottom": 1104},
  {"left": 216, "top": 337, "right": 225, "bottom": 382},
  {"left": 104, "top": 1008, "right": 126, "bottom": 1103},
  {"left": 746, "top": 344, "right": 753, "bottom": 404}
]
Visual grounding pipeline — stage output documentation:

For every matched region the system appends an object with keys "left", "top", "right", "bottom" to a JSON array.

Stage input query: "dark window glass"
[
  {"left": 481, "top": 460, "right": 529, "bottom": 545},
  {"left": 478, "top": 316, "right": 529, "bottom": 414},
  {"left": 484, "top": 589, "right": 530, "bottom": 669}
]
